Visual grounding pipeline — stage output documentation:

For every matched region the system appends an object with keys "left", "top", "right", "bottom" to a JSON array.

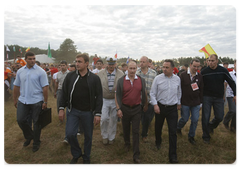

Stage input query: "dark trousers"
[
  {"left": 223, "top": 97, "right": 236, "bottom": 129},
  {"left": 141, "top": 104, "right": 155, "bottom": 138},
  {"left": 17, "top": 101, "right": 43, "bottom": 146},
  {"left": 155, "top": 103, "right": 178, "bottom": 161},
  {"left": 121, "top": 104, "right": 142, "bottom": 159}
]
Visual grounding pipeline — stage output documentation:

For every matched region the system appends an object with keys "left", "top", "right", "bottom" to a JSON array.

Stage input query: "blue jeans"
[
  {"left": 223, "top": 97, "right": 236, "bottom": 128},
  {"left": 65, "top": 108, "right": 94, "bottom": 160},
  {"left": 17, "top": 101, "right": 43, "bottom": 146},
  {"left": 177, "top": 105, "right": 200, "bottom": 138},
  {"left": 141, "top": 104, "right": 155, "bottom": 138},
  {"left": 202, "top": 96, "right": 224, "bottom": 141}
]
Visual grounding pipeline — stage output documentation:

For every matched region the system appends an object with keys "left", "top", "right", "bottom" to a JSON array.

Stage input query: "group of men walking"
[{"left": 12, "top": 52, "right": 236, "bottom": 164}]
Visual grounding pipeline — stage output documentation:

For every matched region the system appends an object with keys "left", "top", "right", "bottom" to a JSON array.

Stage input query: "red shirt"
[
  {"left": 122, "top": 75, "right": 142, "bottom": 106},
  {"left": 93, "top": 57, "right": 99, "bottom": 65},
  {"left": 173, "top": 67, "right": 179, "bottom": 74},
  {"left": 227, "top": 68, "right": 233, "bottom": 72},
  {"left": 50, "top": 67, "right": 58, "bottom": 76}
]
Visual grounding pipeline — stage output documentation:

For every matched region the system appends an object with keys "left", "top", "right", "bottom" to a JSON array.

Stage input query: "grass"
[{"left": 4, "top": 91, "right": 236, "bottom": 164}]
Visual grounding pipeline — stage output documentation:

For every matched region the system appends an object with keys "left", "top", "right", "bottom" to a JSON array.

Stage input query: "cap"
[{"left": 106, "top": 57, "right": 117, "bottom": 65}]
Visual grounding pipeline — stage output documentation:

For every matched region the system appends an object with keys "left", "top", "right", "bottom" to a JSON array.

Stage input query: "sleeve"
[
  {"left": 150, "top": 77, "right": 158, "bottom": 105},
  {"left": 94, "top": 75, "right": 103, "bottom": 116},
  {"left": 13, "top": 70, "right": 21, "bottom": 87},
  {"left": 40, "top": 70, "right": 49, "bottom": 87},
  {"left": 59, "top": 74, "right": 69, "bottom": 109},
  {"left": 177, "top": 77, "right": 182, "bottom": 105}
]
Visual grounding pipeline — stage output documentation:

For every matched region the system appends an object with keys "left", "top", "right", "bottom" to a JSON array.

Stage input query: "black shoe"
[
  {"left": 32, "top": 145, "right": 40, "bottom": 152},
  {"left": 124, "top": 144, "right": 131, "bottom": 152},
  {"left": 83, "top": 160, "right": 90, "bottom": 164},
  {"left": 203, "top": 139, "right": 210, "bottom": 144},
  {"left": 133, "top": 158, "right": 141, "bottom": 164},
  {"left": 176, "top": 129, "right": 182, "bottom": 135},
  {"left": 70, "top": 157, "right": 79, "bottom": 164},
  {"left": 223, "top": 123, "right": 229, "bottom": 130},
  {"left": 170, "top": 158, "right": 178, "bottom": 164},
  {"left": 188, "top": 137, "right": 196, "bottom": 145},
  {"left": 209, "top": 126, "right": 214, "bottom": 134},
  {"left": 23, "top": 139, "right": 32, "bottom": 147},
  {"left": 156, "top": 144, "right": 161, "bottom": 150}
]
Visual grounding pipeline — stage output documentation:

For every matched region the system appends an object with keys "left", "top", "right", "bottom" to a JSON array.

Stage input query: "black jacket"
[{"left": 59, "top": 69, "right": 103, "bottom": 116}]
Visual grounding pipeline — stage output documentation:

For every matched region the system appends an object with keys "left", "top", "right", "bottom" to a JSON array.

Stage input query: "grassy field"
[{"left": 4, "top": 92, "right": 236, "bottom": 164}]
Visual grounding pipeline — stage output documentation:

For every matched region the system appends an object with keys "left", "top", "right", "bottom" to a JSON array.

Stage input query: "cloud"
[{"left": 4, "top": 5, "right": 236, "bottom": 61}]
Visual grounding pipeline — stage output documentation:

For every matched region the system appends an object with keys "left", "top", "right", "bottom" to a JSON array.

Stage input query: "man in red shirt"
[{"left": 115, "top": 60, "right": 148, "bottom": 164}]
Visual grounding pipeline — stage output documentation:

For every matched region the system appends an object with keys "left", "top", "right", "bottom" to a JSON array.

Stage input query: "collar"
[
  {"left": 24, "top": 64, "right": 37, "bottom": 69},
  {"left": 187, "top": 68, "right": 198, "bottom": 75},
  {"left": 125, "top": 74, "right": 138, "bottom": 80},
  {"left": 107, "top": 68, "right": 116, "bottom": 74}
]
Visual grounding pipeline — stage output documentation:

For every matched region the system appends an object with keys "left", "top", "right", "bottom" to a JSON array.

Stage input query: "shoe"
[
  {"left": 63, "top": 139, "right": 69, "bottom": 144},
  {"left": 133, "top": 158, "right": 141, "bottom": 164},
  {"left": 176, "top": 129, "right": 182, "bottom": 135},
  {"left": 32, "top": 145, "right": 40, "bottom": 152},
  {"left": 124, "top": 144, "right": 131, "bottom": 152},
  {"left": 156, "top": 144, "right": 161, "bottom": 150},
  {"left": 83, "top": 160, "right": 90, "bottom": 164},
  {"left": 188, "top": 137, "right": 196, "bottom": 145},
  {"left": 223, "top": 123, "right": 229, "bottom": 130},
  {"left": 170, "top": 158, "right": 178, "bottom": 163},
  {"left": 142, "top": 137, "right": 147, "bottom": 143},
  {"left": 209, "top": 126, "right": 214, "bottom": 134},
  {"left": 109, "top": 140, "right": 114, "bottom": 145},
  {"left": 23, "top": 139, "right": 32, "bottom": 147},
  {"left": 103, "top": 138, "right": 108, "bottom": 145},
  {"left": 203, "top": 139, "right": 210, "bottom": 144},
  {"left": 70, "top": 157, "right": 79, "bottom": 164}
]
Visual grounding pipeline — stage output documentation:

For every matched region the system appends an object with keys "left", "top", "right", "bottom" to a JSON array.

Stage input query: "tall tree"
[{"left": 56, "top": 38, "right": 78, "bottom": 63}]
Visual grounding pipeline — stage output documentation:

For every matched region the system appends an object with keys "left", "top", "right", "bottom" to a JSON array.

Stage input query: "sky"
[{"left": 3, "top": 1, "right": 238, "bottom": 61}]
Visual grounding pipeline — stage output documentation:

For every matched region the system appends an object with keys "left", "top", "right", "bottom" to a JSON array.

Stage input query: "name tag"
[{"left": 191, "top": 82, "right": 199, "bottom": 91}]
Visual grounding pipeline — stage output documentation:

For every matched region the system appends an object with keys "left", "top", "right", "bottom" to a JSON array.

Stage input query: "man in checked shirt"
[{"left": 150, "top": 59, "right": 181, "bottom": 164}]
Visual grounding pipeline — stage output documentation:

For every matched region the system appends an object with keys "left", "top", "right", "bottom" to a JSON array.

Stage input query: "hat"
[{"left": 106, "top": 57, "right": 117, "bottom": 65}]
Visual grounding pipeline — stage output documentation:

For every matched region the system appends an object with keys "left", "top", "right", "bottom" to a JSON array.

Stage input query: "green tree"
[{"left": 56, "top": 38, "right": 78, "bottom": 63}]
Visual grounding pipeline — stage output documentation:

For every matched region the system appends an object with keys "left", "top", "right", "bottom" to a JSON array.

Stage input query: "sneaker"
[
  {"left": 103, "top": 138, "right": 108, "bottom": 145},
  {"left": 63, "top": 139, "right": 69, "bottom": 144},
  {"left": 188, "top": 137, "right": 196, "bottom": 145},
  {"left": 23, "top": 139, "right": 32, "bottom": 147}
]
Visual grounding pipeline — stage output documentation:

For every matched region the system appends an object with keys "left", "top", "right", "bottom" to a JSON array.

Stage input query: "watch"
[{"left": 116, "top": 108, "right": 120, "bottom": 111}]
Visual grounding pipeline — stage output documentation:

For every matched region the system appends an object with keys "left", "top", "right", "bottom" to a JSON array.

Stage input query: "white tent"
[{"left": 5, "top": 54, "right": 55, "bottom": 63}]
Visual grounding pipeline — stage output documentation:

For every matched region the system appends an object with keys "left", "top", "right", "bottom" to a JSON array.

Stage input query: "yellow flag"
[
  {"left": 199, "top": 44, "right": 217, "bottom": 58},
  {"left": 26, "top": 47, "right": 30, "bottom": 52}
]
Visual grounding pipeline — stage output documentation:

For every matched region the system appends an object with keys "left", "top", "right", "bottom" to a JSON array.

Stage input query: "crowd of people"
[{"left": 5, "top": 51, "right": 236, "bottom": 164}]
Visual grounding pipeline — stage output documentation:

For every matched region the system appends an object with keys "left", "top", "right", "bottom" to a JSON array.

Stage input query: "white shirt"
[
  {"left": 150, "top": 73, "right": 181, "bottom": 106},
  {"left": 226, "top": 70, "right": 236, "bottom": 97},
  {"left": 125, "top": 74, "right": 138, "bottom": 86},
  {"left": 92, "top": 68, "right": 103, "bottom": 74}
]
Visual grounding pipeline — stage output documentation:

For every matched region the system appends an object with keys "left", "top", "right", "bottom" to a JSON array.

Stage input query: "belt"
[
  {"left": 122, "top": 104, "right": 140, "bottom": 109},
  {"left": 158, "top": 102, "right": 177, "bottom": 108}
]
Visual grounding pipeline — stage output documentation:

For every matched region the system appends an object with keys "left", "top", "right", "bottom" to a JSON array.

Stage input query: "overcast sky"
[{"left": 3, "top": 3, "right": 237, "bottom": 61}]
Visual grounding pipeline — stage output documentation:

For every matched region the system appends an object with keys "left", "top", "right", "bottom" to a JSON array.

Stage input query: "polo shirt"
[
  {"left": 14, "top": 64, "right": 49, "bottom": 104},
  {"left": 122, "top": 74, "right": 142, "bottom": 106}
]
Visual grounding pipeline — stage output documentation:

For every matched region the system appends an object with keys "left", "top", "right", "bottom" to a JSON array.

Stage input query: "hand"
[
  {"left": 42, "top": 103, "right": 47, "bottom": 110},
  {"left": 143, "top": 105, "right": 148, "bottom": 112},
  {"left": 117, "top": 110, "right": 123, "bottom": 118},
  {"left": 233, "top": 96, "right": 236, "bottom": 104},
  {"left": 154, "top": 105, "right": 160, "bottom": 114},
  {"left": 59, "top": 110, "right": 65, "bottom": 122},
  {"left": 54, "top": 93, "right": 57, "bottom": 98},
  {"left": 94, "top": 116, "right": 101, "bottom": 125},
  {"left": 14, "top": 100, "right": 18, "bottom": 108},
  {"left": 177, "top": 104, "right": 181, "bottom": 110}
]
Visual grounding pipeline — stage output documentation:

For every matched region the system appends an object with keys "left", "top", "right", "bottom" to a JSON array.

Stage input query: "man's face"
[
  {"left": 162, "top": 62, "right": 173, "bottom": 77},
  {"left": 208, "top": 56, "right": 218, "bottom": 69},
  {"left": 122, "top": 66, "right": 127, "bottom": 72},
  {"left": 60, "top": 64, "right": 67, "bottom": 71},
  {"left": 127, "top": 62, "right": 137, "bottom": 77},
  {"left": 190, "top": 61, "right": 200, "bottom": 74},
  {"left": 69, "top": 66, "right": 76, "bottom": 72},
  {"left": 140, "top": 57, "right": 149, "bottom": 69},
  {"left": 107, "top": 63, "right": 116, "bottom": 72},
  {"left": 96, "top": 62, "right": 103, "bottom": 70},
  {"left": 17, "top": 57, "right": 21, "bottom": 61},
  {"left": 223, "top": 64, "right": 228, "bottom": 69},
  {"left": 75, "top": 57, "right": 88, "bottom": 71},
  {"left": 25, "top": 56, "right": 35, "bottom": 68}
]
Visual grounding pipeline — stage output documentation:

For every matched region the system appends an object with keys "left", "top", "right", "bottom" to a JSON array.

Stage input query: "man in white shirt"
[
  {"left": 92, "top": 59, "right": 103, "bottom": 74},
  {"left": 223, "top": 60, "right": 236, "bottom": 132},
  {"left": 150, "top": 59, "right": 181, "bottom": 164}
]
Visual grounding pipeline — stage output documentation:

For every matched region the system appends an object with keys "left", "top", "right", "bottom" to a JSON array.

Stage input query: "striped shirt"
[
  {"left": 136, "top": 68, "right": 157, "bottom": 103},
  {"left": 150, "top": 73, "right": 181, "bottom": 106},
  {"left": 107, "top": 69, "right": 116, "bottom": 92}
]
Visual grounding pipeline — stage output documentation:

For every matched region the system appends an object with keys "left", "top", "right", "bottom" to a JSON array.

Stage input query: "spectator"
[
  {"left": 92, "top": 59, "right": 103, "bottom": 74},
  {"left": 223, "top": 62, "right": 233, "bottom": 72},
  {"left": 121, "top": 63, "right": 128, "bottom": 74},
  {"left": 69, "top": 64, "right": 76, "bottom": 72},
  {"left": 177, "top": 64, "right": 188, "bottom": 76},
  {"left": 15, "top": 55, "right": 26, "bottom": 66}
]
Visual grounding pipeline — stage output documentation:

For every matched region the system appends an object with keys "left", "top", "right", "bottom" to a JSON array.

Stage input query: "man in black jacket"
[
  {"left": 201, "top": 54, "right": 236, "bottom": 144},
  {"left": 59, "top": 54, "right": 103, "bottom": 164}
]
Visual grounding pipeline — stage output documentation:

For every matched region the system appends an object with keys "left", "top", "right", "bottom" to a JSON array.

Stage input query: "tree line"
[{"left": 4, "top": 38, "right": 235, "bottom": 66}]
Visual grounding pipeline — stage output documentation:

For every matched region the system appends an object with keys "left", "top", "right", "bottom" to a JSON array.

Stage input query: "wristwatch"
[{"left": 116, "top": 108, "right": 120, "bottom": 111}]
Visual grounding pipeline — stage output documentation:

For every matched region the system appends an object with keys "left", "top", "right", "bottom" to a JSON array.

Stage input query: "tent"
[{"left": 5, "top": 54, "right": 55, "bottom": 63}]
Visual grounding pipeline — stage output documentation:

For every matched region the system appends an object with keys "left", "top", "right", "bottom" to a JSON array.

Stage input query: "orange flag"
[
  {"left": 26, "top": 47, "right": 30, "bottom": 52},
  {"left": 199, "top": 44, "right": 217, "bottom": 58}
]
